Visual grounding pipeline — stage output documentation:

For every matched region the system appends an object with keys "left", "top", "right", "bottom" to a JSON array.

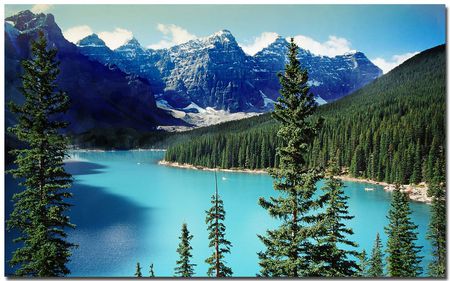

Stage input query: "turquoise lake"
[{"left": 5, "top": 150, "right": 432, "bottom": 277}]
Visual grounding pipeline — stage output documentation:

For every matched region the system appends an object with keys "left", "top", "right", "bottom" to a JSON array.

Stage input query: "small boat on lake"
[{"left": 365, "top": 187, "right": 375, "bottom": 191}]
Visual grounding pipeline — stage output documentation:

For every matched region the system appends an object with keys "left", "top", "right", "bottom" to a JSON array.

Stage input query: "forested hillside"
[{"left": 165, "top": 44, "right": 446, "bottom": 185}]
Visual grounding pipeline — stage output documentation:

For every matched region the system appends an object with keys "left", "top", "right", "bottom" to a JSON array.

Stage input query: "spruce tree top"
[
  {"left": 273, "top": 38, "right": 320, "bottom": 135},
  {"left": 385, "top": 186, "right": 423, "bottom": 277},
  {"left": 174, "top": 223, "right": 196, "bottom": 277},
  {"left": 271, "top": 38, "right": 323, "bottom": 180}
]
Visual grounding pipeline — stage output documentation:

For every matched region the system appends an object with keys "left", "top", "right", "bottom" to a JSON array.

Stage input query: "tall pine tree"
[
  {"left": 314, "top": 159, "right": 359, "bottom": 277},
  {"left": 149, "top": 263, "right": 155, "bottom": 277},
  {"left": 427, "top": 159, "right": 446, "bottom": 277},
  {"left": 385, "top": 186, "right": 423, "bottom": 277},
  {"left": 7, "top": 31, "right": 75, "bottom": 277},
  {"left": 174, "top": 223, "right": 196, "bottom": 277},
  {"left": 205, "top": 171, "right": 232, "bottom": 277},
  {"left": 368, "top": 233, "right": 384, "bottom": 277},
  {"left": 135, "top": 262, "right": 142, "bottom": 277},
  {"left": 357, "top": 250, "right": 369, "bottom": 277},
  {"left": 258, "top": 38, "right": 323, "bottom": 277}
]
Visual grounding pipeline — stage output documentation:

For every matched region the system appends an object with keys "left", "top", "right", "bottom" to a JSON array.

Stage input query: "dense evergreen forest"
[{"left": 165, "top": 45, "right": 446, "bottom": 185}]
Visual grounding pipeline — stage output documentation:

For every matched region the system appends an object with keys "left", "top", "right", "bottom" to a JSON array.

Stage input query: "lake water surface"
[{"left": 5, "top": 150, "right": 431, "bottom": 277}]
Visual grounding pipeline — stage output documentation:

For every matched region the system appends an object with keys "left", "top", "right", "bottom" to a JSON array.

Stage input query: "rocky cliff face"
[
  {"left": 5, "top": 10, "right": 184, "bottom": 133},
  {"left": 78, "top": 30, "right": 382, "bottom": 113},
  {"left": 155, "top": 30, "right": 263, "bottom": 111},
  {"left": 78, "top": 34, "right": 167, "bottom": 98},
  {"left": 252, "top": 36, "right": 290, "bottom": 100}
]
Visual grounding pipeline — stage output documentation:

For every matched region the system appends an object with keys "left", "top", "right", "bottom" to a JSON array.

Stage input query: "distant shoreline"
[
  {"left": 158, "top": 160, "right": 268, "bottom": 174},
  {"left": 159, "top": 160, "right": 431, "bottom": 204},
  {"left": 68, "top": 148, "right": 167, "bottom": 152}
]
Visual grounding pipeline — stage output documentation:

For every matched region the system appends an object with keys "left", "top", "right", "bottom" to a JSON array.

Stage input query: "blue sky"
[{"left": 5, "top": 4, "right": 446, "bottom": 73}]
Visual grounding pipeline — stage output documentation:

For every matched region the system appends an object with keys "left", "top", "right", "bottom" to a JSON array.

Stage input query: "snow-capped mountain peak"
[
  {"left": 119, "top": 37, "right": 144, "bottom": 50},
  {"left": 211, "top": 29, "right": 234, "bottom": 39},
  {"left": 201, "top": 29, "right": 238, "bottom": 46},
  {"left": 77, "top": 33, "right": 106, "bottom": 47},
  {"left": 254, "top": 36, "right": 289, "bottom": 58},
  {"left": 75, "top": 23, "right": 381, "bottom": 113},
  {"left": 273, "top": 35, "right": 287, "bottom": 44},
  {"left": 6, "top": 10, "right": 59, "bottom": 34},
  {"left": 343, "top": 50, "right": 358, "bottom": 56}
]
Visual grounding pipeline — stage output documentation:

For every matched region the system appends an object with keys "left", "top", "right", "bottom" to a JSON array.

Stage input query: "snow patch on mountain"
[
  {"left": 182, "top": 107, "right": 260, "bottom": 127},
  {"left": 156, "top": 100, "right": 186, "bottom": 119},
  {"left": 260, "top": 90, "right": 276, "bottom": 108},
  {"left": 183, "top": 102, "right": 206, "bottom": 113},
  {"left": 307, "top": 79, "right": 323, "bottom": 87},
  {"left": 315, "top": 95, "right": 327, "bottom": 105},
  {"left": 5, "top": 21, "right": 21, "bottom": 38},
  {"left": 5, "top": 21, "right": 20, "bottom": 49}
]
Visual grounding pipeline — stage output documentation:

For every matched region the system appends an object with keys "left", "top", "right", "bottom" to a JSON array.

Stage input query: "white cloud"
[
  {"left": 31, "top": 4, "right": 53, "bottom": 14},
  {"left": 372, "top": 52, "right": 419, "bottom": 74},
  {"left": 240, "top": 32, "right": 279, "bottom": 55},
  {"left": 148, "top": 23, "right": 197, "bottom": 49},
  {"left": 63, "top": 25, "right": 93, "bottom": 44},
  {"left": 98, "top": 28, "right": 133, "bottom": 50},
  {"left": 63, "top": 26, "right": 133, "bottom": 49},
  {"left": 293, "top": 35, "right": 354, "bottom": 57}
]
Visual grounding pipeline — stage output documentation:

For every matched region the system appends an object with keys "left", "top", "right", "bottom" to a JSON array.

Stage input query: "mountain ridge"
[
  {"left": 77, "top": 25, "right": 382, "bottom": 112},
  {"left": 5, "top": 9, "right": 382, "bottom": 130},
  {"left": 5, "top": 10, "right": 185, "bottom": 134}
]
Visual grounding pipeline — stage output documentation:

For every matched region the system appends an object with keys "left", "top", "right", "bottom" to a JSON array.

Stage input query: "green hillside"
[{"left": 164, "top": 44, "right": 446, "bottom": 185}]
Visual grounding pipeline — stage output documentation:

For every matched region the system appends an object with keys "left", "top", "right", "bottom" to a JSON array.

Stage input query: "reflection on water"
[
  {"left": 67, "top": 181, "right": 155, "bottom": 277},
  {"left": 65, "top": 161, "right": 106, "bottom": 176}
]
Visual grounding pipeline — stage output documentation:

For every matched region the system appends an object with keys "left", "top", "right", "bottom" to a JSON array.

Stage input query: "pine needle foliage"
[
  {"left": 313, "top": 159, "right": 359, "bottom": 277},
  {"left": 357, "top": 250, "right": 369, "bottom": 277},
  {"left": 427, "top": 158, "right": 446, "bottom": 277},
  {"left": 385, "top": 185, "right": 423, "bottom": 277},
  {"left": 205, "top": 172, "right": 232, "bottom": 277},
  {"left": 135, "top": 262, "right": 142, "bottom": 277},
  {"left": 149, "top": 263, "right": 155, "bottom": 277},
  {"left": 368, "top": 233, "right": 384, "bottom": 277},
  {"left": 174, "top": 223, "right": 196, "bottom": 277}
]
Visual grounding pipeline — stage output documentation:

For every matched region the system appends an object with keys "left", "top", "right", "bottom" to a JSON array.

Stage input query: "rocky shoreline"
[
  {"left": 160, "top": 160, "right": 432, "bottom": 204},
  {"left": 337, "top": 175, "right": 431, "bottom": 204}
]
